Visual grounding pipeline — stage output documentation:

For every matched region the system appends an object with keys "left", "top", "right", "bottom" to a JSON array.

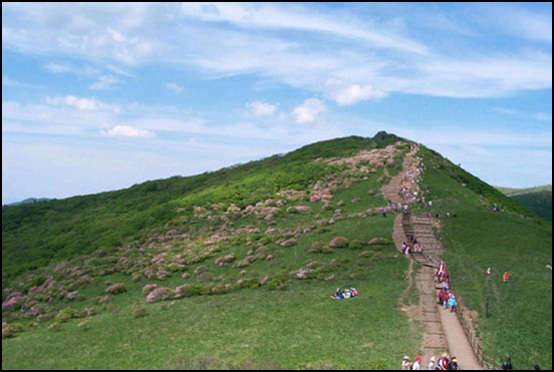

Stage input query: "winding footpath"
[{"left": 385, "top": 144, "right": 483, "bottom": 370}]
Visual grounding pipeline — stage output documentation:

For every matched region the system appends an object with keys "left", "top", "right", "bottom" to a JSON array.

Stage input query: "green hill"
[
  {"left": 496, "top": 186, "right": 552, "bottom": 221},
  {"left": 2, "top": 133, "right": 551, "bottom": 370}
]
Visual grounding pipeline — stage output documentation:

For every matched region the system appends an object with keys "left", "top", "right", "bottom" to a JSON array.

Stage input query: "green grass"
[
  {"left": 420, "top": 147, "right": 552, "bottom": 370},
  {"left": 3, "top": 135, "right": 420, "bottom": 369},
  {"left": 511, "top": 191, "right": 552, "bottom": 221},
  {"left": 3, "top": 135, "right": 551, "bottom": 370},
  {"left": 496, "top": 185, "right": 552, "bottom": 197},
  {"left": 2, "top": 135, "right": 392, "bottom": 288},
  {"left": 2, "top": 260, "right": 415, "bottom": 370}
]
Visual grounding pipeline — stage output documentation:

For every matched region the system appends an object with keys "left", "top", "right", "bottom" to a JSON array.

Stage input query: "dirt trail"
[{"left": 385, "top": 144, "right": 483, "bottom": 370}]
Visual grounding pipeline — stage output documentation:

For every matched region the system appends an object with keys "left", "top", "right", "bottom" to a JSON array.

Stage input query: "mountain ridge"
[{"left": 2, "top": 132, "right": 551, "bottom": 370}]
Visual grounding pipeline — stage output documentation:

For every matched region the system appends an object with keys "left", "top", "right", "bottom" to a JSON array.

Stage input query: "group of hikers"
[
  {"left": 402, "top": 355, "right": 520, "bottom": 370},
  {"left": 402, "top": 236, "right": 423, "bottom": 256},
  {"left": 436, "top": 261, "right": 457, "bottom": 312},
  {"left": 330, "top": 287, "right": 358, "bottom": 300},
  {"left": 402, "top": 354, "right": 459, "bottom": 370}
]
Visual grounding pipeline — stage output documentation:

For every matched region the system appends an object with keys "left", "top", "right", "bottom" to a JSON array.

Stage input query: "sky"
[{"left": 2, "top": 2, "right": 552, "bottom": 205}]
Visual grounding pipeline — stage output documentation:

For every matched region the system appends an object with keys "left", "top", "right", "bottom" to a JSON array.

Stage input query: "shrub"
[
  {"left": 267, "top": 278, "right": 287, "bottom": 291},
  {"left": 132, "top": 307, "right": 148, "bottom": 318},
  {"left": 55, "top": 308, "right": 75, "bottom": 323},
  {"left": 78, "top": 320, "right": 90, "bottom": 331},
  {"left": 349, "top": 239, "right": 364, "bottom": 250},
  {"left": 307, "top": 242, "right": 333, "bottom": 254},
  {"left": 2, "top": 322, "right": 17, "bottom": 339},
  {"left": 142, "top": 284, "right": 158, "bottom": 295},
  {"left": 49, "top": 322, "right": 62, "bottom": 332},
  {"left": 279, "top": 239, "right": 298, "bottom": 247},
  {"left": 329, "top": 237, "right": 349, "bottom": 248},
  {"left": 74, "top": 307, "right": 98, "bottom": 319},
  {"left": 146, "top": 287, "right": 174, "bottom": 303},
  {"left": 105, "top": 283, "right": 127, "bottom": 295}
]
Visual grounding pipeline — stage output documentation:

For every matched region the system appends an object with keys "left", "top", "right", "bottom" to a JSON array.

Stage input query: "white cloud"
[
  {"left": 246, "top": 101, "right": 279, "bottom": 118},
  {"left": 44, "top": 63, "right": 71, "bottom": 74},
  {"left": 46, "top": 95, "right": 119, "bottom": 112},
  {"left": 534, "top": 113, "right": 552, "bottom": 122},
  {"left": 3, "top": 3, "right": 552, "bottom": 101},
  {"left": 179, "top": 2, "right": 428, "bottom": 55},
  {"left": 166, "top": 82, "right": 184, "bottom": 94},
  {"left": 2, "top": 76, "right": 18, "bottom": 86},
  {"left": 326, "top": 81, "right": 388, "bottom": 105},
  {"left": 104, "top": 125, "right": 154, "bottom": 139},
  {"left": 292, "top": 98, "right": 326, "bottom": 124},
  {"left": 489, "top": 4, "right": 552, "bottom": 43},
  {"left": 89, "top": 75, "right": 120, "bottom": 90}
]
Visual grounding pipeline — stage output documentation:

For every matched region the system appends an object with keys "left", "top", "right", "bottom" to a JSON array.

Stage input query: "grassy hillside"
[
  {"left": 2, "top": 135, "right": 551, "bottom": 370},
  {"left": 4, "top": 134, "right": 421, "bottom": 369},
  {"left": 418, "top": 147, "right": 552, "bottom": 370},
  {"left": 511, "top": 191, "right": 552, "bottom": 221},
  {"left": 1, "top": 135, "right": 395, "bottom": 289},
  {"left": 496, "top": 186, "right": 552, "bottom": 221},
  {"left": 496, "top": 185, "right": 552, "bottom": 197}
]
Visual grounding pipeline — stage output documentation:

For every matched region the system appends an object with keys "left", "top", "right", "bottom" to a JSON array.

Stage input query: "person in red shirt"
[{"left": 503, "top": 272, "right": 511, "bottom": 284}]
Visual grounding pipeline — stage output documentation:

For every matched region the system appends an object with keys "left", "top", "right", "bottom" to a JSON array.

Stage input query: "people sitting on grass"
[
  {"left": 331, "top": 287, "right": 358, "bottom": 300},
  {"left": 331, "top": 288, "right": 344, "bottom": 300}
]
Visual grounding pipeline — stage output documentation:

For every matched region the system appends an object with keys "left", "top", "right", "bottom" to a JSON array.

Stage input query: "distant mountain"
[
  {"left": 497, "top": 185, "right": 552, "bottom": 221},
  {"left": 6, "top": 198, "right": 53, "bottom": 206}
]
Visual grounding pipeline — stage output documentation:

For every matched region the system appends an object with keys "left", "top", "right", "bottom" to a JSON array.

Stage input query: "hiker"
[
  {"left": 448, "top": 295, "right": 458, "bottom": 313},
  {"left": 413, "top": 356, "right": 422, "bottom": 370},
  {"left": 382, "top": 210, "right": 387, "bottom": 218},
  {"left": 402, "top": 356, "right": 412, "bottom": 370},
  {"left": 503, "top": 272, "right": 511, "bottom": 284},
  {"left": 428, "top": 357, "right": 437, "bottom": 370},
  {"left": 501, "top": 357, "right": 513, "bottom": 370},
  {"left": 442, "top": 290, "right": 450, "bottom": 310},
  {"left": 547, "top": 263, "right": 552, "bottom": 271},
  {"left": 449, "top": 357, "right": 460, "bottom": 370},
  {"left": 534, "top": 365, "right": 541, "bottom": 370},
  {"left": 437, "top": 354, "right": 449, "bottom": 370},
  {"left": 438, "top": 288, "right": 447, "bottom": 306},
  {"left": 486, "top": 267, "right": 491, "bottom": 280},
  {"left": 351, "top": 288, "right": 359, "bottom": 297}
]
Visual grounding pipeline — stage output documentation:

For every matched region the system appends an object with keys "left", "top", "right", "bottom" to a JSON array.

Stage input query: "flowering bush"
[
  {"left": 279, "top": 239, "right": 298, "bottom": 247},
  {"left": 105, "top": 283, "right": 127, "bottom": 295},
  {"left": 146, "top": 287, "right": 174, "bottom": 303},
  {"left": 329, "top": 237, "right": 349, "bottom": 248},
  {"left": 142, "top": 284, "right": 158, "bottom": 295},
  {"left": 214, "top": 255, "right": 235, "bottom": 267},
  {"left": 2, "top": 322, "right": 17, "bottom": 339}
]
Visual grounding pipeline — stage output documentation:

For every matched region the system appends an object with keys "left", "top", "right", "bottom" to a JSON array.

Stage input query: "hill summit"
[{"left": 2, "top": 133, "right": 551, "bottom": 370}]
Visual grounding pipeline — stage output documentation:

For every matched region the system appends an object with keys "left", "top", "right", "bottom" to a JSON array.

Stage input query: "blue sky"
[{"left": 2, "top": 2, "right": 552, "bottom": 205}]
